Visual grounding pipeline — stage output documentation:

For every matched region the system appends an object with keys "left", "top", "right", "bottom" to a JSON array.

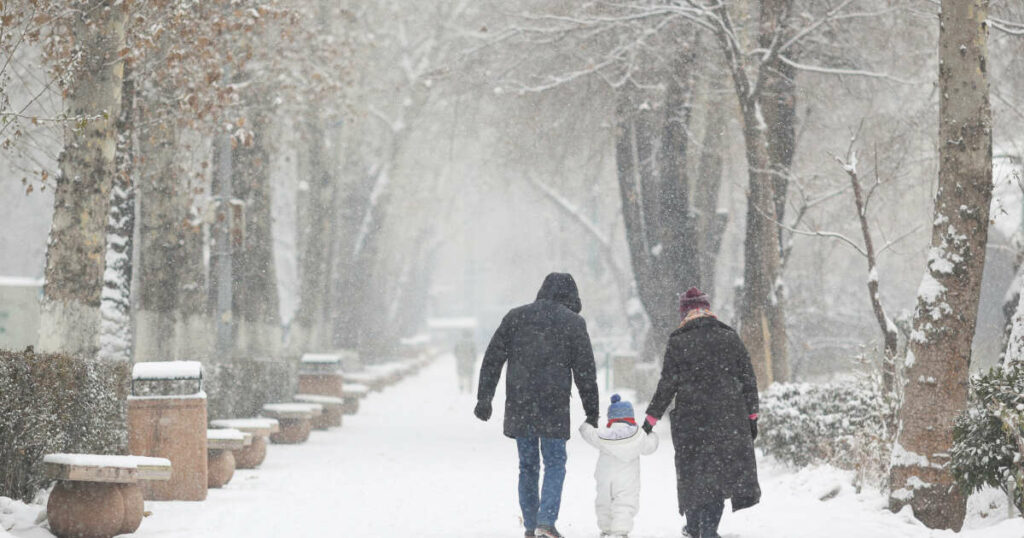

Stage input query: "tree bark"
[
  {"left": 39, "top": 1, "right": 128, "bottom": 356},
  {"left": 232, "top": 113, "right": 281, "bottom": 357},
  {"left": 693, "top": 94, "right": 729, "bottom": 300},
  {"left": 98, "top": 63, "right": 136, "bottom": 362},
  {"left": 135, "top": 97, "right": 183, "bottom": 362},
  {"left": 889, "top": 0, "right": 992, "bottom": 529},
  {"left": 295, "top": 112, "right": 335, "bottom": 351}
]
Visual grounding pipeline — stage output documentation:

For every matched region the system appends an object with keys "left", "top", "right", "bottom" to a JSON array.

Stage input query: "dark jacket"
[
  {"left": 477, "top": 273, "right": 600, "bottom": 440},
  {"left": 645, "top": 316, "right": 760, "bottom": 513}
]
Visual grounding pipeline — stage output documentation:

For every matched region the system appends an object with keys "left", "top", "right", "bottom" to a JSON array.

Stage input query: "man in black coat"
[
  {"left": 475, "top": 272, "right": 600, "bottom": 538},
  {"left": 642, "top": 287, "right": 760, "bottom": 538}
]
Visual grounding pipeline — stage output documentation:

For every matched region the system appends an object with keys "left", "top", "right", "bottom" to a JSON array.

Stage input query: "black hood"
[{"left": 535, "top": 272, "right": 582, "bottom": 314}]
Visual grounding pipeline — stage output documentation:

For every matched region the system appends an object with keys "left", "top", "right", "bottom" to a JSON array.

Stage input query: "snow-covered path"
[{"left": 8, "top": 354, "right": 1023, "bottom": 538}]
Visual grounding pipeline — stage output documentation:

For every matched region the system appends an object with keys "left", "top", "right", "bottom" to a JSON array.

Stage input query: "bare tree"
[{"left": 889, "top": 0, "right": 993, "bottom": 529}]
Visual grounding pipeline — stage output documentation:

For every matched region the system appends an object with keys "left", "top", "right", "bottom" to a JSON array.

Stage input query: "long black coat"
[
  {"left": 645, "top": 316, "right": 760, "bottom": 513},
  {"left": 477, "top": 273, "right": 600, "bottom": 440}
]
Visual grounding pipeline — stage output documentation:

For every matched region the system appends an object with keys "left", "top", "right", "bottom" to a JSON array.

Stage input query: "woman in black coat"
[{"left": 642, "top": 287, "right": 760, "bottom": 538}]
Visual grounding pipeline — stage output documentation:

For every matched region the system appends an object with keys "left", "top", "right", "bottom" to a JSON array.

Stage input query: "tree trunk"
[
  {"left": 758, "top": 0, "right": 796, "bottom": 384},
  {"left": 889, "top": 0, "right": 992, "bottom": 529},
  {"left": 135, "top": 98, "right": 182, "bottom": 362},
  {"left": 693, "top": 94, "right": 729, "bottom": 299},
  {"left": 737, "top": 113, "right": 784, "bottom": 389},
  {"left": 295, "top": 112, "right": 335, "bottom": 351},
  {"left": 39, "top": 1, "right": 128, "bottom": 356},
  {"left": 232, "top": 114, "right": 281, "bottom": 358},
  {"left": 98, "top": 64, "right": 136, "bottom": 362}
]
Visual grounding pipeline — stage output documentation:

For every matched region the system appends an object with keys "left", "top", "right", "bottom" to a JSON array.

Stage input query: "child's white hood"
[{"left": 584, "top": 422, "right": 657, "bottom": 462}]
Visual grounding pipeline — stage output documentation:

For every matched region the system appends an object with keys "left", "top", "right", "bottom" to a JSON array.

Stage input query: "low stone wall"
[{"left": 0, "top": 349, "right": 129, "bottom": 502}]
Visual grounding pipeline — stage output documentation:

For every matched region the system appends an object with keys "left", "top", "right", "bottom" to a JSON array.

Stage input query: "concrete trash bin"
[
  {"left": 298, "top": 353, "right": 345, "bottom": 399},
  {"left": 127, "top": 361, "right": 208, "bottom": 501}
]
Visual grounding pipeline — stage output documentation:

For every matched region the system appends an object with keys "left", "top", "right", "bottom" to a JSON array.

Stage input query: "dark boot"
[{"left": 535, "top": 525, "right": 564, "bottom": 538}]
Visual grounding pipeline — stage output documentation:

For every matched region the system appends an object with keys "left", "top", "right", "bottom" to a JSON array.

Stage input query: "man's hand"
[
  {"left": 749, "top": 418, "right": 758, "bottom": 440},
  {"left": 474, "top": 400, "right": 492, "bottom": 421},
  {"left": 585, "top": 414, "right": 599, "bottom": 428}
]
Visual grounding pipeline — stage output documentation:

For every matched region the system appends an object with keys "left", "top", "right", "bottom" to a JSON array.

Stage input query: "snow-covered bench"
[
  {"left": 44, "top": 454, "right": 171, "bottom": 538},
  {"left": 342, "top": 383, "right": 370, "bottom": 415},
  {"left": 294, "top": 394, "right": 345, "bottom": 429},
  {"left": 343, "top": 371, "right": 387, "bottom": 392},
  {"left": 206, "top": 429, "right": 251, "bottom": 488},
  {"left": 209, "top": 418, "right": 279, "bottom": 469},
  {"left": 127, "top": 360, "right": 208, "bottom": 501},
  {"left": 261, "top": 403, "right": 323, "bottom": 444}
]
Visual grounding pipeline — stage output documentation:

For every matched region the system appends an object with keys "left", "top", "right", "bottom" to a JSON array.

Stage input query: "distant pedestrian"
[
  {"left": 641, "top": 287, "right": 760, "bottom": 538},
  {"left": 579, "top": 394, "right": 659, "bottom": 538},
  {"left": 474, "top": 272, "right": 600, "bottom": 538},
  {"left": 454, "top": 329, "right": 477, "bottom": 393}
]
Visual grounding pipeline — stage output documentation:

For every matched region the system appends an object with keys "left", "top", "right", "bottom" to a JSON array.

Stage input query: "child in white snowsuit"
[{"left": 579, "top": 394, "right": 659, "bottom": 538}]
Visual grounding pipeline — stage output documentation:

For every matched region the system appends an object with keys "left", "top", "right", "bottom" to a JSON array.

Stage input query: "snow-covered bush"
[
  {"left": 205, "top": 358, "right": 295, "bottom": 420},
  {"left": 951, "top": 364, "right": 1024, "bottom": 513},
  {"left": 0, "top": 349, "right": 129, "bottom": 501},
  {"left": 759, "top": 378, "right": 897, "bottom": 488}
]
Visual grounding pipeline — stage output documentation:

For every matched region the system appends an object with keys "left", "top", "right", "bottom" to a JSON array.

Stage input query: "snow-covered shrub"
[
  {"left": 0, "top": 349, "right": 129, "bottom": 501},
  {"left": 759, "top": 378, "right": 897, "bottom": 488},
  {"left": 951, "top": 364, "right": 1024, "bottom": 513},
  {"left": 205, "top": 358, "right": 295, "bottom": 420}
]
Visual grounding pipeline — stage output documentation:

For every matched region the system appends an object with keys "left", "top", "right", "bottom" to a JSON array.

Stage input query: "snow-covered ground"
[{"left": 3, "top": 354, "right": 1023, "bottom": 538}]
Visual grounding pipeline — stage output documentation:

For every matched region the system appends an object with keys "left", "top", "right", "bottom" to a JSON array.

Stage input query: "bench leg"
[
  {"left": 47, "top": 481, "right": 125, "bottom": 538},
  {"left": 270, "top": 418, "right": 311, "bottom": 444},
  {"left": 207, "top": 449, "right": 236, "bottom": 488},
  {"left": 234, "top": 435, "right": 268, "bottom": 469},
  {"left": 117, "top": 483, "right": 144, "bottom": 535}
]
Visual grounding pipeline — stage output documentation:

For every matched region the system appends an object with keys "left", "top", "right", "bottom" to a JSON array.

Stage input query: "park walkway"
[{"left": 14, "top": 354, "right": 1017, "bottom": 538}]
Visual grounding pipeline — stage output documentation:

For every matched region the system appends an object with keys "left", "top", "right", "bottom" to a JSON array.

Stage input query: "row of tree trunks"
[
  {"left": 888, "top": 0, "right": 993, "bottom": 530},
  {"left": 39, "top": 1, "right": 129, "bottom": 357}
]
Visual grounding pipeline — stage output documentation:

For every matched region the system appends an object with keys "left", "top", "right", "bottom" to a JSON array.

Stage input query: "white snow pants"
[{"left": 595, "top": 473, "right": 640, "bottom": 534}]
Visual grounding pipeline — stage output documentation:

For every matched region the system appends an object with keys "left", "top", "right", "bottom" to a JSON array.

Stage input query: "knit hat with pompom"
[{"left": 607, "top": 394, "right": 634, "bottom": 421}]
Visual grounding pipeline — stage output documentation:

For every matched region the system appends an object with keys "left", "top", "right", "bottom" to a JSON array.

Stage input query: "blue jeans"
[{"left": 516, "top": 437, "right": 567, "bottom": 531}]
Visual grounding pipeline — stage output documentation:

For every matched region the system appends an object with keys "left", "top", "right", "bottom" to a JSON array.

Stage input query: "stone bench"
[
  {"left": 206, "top": 429, "right": 250, "bottom": 488},
  {"left": 294, "top": 394, "right": 344, "bottom": 429},
  {"left": 298, "top": 353, "right": 344, "bottom": 399},
  {"left": 209, "top": 418, "right": 279, "bottom": 469},
  {"left": 344, "top": 371, "right": 387, "bottom": 392},
  {"left": 341, "top": 383, "right": 370, "bottom": 415},
  {"left": 261, "top": 403, "right": 323, "bottom": 444},
  {"left": 44, "top": 454, "right": 171, "bottom": 538}
]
